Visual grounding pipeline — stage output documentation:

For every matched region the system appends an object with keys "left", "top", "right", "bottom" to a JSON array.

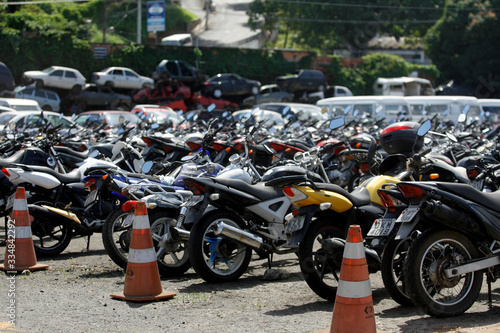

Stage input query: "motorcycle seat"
[
  {"left": 314, "top": 183, "right": 371, "bottom": 207},
  {"left": 18, "top": 164, "right": 82, "bottom": 184},
  {"left": 214, "top": 178, "right": 284, "bottom": 201},
  {"left": 54, "top": 146, "right": 89, "bottom": 160},
  {"left": 437, "top": 182, "right": 500, "bottom": 213}
]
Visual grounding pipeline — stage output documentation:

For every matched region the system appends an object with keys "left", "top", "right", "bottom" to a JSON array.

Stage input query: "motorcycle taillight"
[
  {"left": 184, "top": 179, "right": 205, "bottom": 195},
  {"left": 378, "top": 191, "right": 405, "bottom": 211},
  {"left": 398, "top": 184, "right": 427, "bottom": 201},
  {"left": 466, "top": 167, "right": 480, "bottom": 180},
  {"left": 2, "top": 168, "right": 10, "bottom": 177},
  {"left": 84, "top": 177, "right": 98, "bottom": 190},
  {"left": 282, "top": 187, "right": 308, "bottom": 203}
]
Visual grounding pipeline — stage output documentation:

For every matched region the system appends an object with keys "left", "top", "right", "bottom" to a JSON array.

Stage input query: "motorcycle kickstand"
[
  {"left": 267, "top": 253, "right": 273, "bottom": 270},
  {"left": 86, "top": 235, "right": 91, "bottom": 251}
]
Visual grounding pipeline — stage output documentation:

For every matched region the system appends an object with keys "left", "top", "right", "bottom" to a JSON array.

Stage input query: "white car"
[
  {"left": 14, "top": 86, "right": 61, "bottom": 112},
  {"left": 0, "top": 97, "right": 42, "bottom": 111},
  {"left": 22, "top": 66, "right": 86, "bottom": 94},
  {"left": 91, "top": 67, "right": 154, "bottom": 90},
  {"left": 0, "top": 110, "right": 81, "bottom": 135}
]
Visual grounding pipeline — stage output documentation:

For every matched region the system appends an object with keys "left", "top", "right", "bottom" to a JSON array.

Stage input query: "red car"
[{"left": 133, "top": 81, "right": 191, "bottom": 103}]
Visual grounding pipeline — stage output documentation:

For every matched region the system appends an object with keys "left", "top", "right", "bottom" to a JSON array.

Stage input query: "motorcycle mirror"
[
  {"left": 119, "top": 115, "right": 125, "bottom": 125},
  {"left": 59, "top": 113, "right": 63, "bottom": 120},
  {"left": 9, "top": 121, "right": 16, "bottom": 131},
  {"left": 141, "top": 161, "right": 154, "bottom": 174},
  {"left": 461, "top": 105, "right": 470, "bottom": 115},
  {"left": 207, "top": 104, "right": 216, "bottom": 112},
  {"left": 71, "top": 114, "right": 76, "bottom": 121},
  {"left": 151, "top": 123, "right": 160, "bottom": 129},
  {"left": 446, "top": 132, "right": 458, "bottom": 142},
  {"left": 343, "top": 105, "right": 352, "bottom": 115},
  {"left": 329, "top": 117, "right": 345, "bottom": 130},
  {"left": 375, "top": 105, "right": 384, "bottom": 114},
  {"left": 458, "top": 113, "right": 467, "bottom": 123},
  {"left": 353, "top": 109, "right": 359, "bottom": 117},
  {"left": 88, "top": 150, "right": 99, "bottom": 158},
  {"left": 417, "top": 119, "right": 432, "bottom": 136},
  {"left": 282, "top": 106, "right": 291, "bottom": 115}
]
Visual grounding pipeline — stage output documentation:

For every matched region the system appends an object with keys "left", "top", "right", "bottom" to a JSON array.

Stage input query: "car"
[
  {"left": 91, "top": 67, "right": 154, "bottom": 90},
  {"left": 131, "top": 105, "right": 184, "bottom": 127},
  {"left": 255, "top": 102, "right": 326, "bottom": 122},
  {"left": 202, "top": 73, "right": 261, "bottom": 99},
  {"left": 68, "top": 84, "right": 132, "bottom": 113},
  {"left": 0, "top": 97, "right": 42, "bottom": 111},
  {"left": 276, "top": 69, "right": 327, "bottom": 94},
  {"left": 154, "top": 60, "right": 207, "bottom": 89},
  {"left": 133, "top": 80, "right": 191, "bottom": 103},
  {"left": 241, "top": 84, "right": 294, "bottom": 107},
  {"left": 14, "top": 86, "right": 61, "bottom": 112},
  {"left": 22, "top": 66, "right": 86, "bottom": 94},
  {"left": 160, "top": 33, "right": 193, "bottom": 46},
  {"left": 0, "top": 62, "right": 15, "bottom": 97},
  {"left": 1, "top": 110, "right": 80, "bottom": 135},
  {"left": 73, "top": 110, "right": 142, "bottom": 131}
]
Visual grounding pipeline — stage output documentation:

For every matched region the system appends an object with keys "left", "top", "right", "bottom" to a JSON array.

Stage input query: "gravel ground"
[{"left": 2, "top": 224, "right": 500, "bottom": 333}]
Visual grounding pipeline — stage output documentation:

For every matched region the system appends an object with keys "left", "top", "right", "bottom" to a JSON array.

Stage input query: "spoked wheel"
[
  {"left": 298, "top": 218, "right": 346, "bottom": 302},
  {"left": 403, "top": 228, "right": 483, "bottom": 318},
  {"left": 150, "top": 210, "right": 191, "bottom": 277},
  {"left": 380, "top": 236, "right": 414, "bottom": 306},
  {"left": 29, "top": 206, "right": 72, "bottom": 256},
  {"left": 188, "top": 210, "right": 252, "bottom": 283},
  {"left": 102, "top": 208, "right": 134, "bottom": 269}
]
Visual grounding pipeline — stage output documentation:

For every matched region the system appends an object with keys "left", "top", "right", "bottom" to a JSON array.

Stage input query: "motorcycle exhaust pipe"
[
  {"left": 170, "top": 227, "right": 190, "bottom": 242},
  {"left": 422, "top": 200, "right": 483, "bottom": 238},
  {"left": 214, "top": 221, "right": 268, "bottom": 251}
]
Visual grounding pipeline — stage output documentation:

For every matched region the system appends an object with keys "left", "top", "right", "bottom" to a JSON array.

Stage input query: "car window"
[
  {"left": 65, "top": 71, "right": 77, "bottom": 79},
  {"left": 179, "top": 62, "right": 193, "bottom": 76},
  {"left": 112, "top": 70, "right": 124, "bottom": 76},
  {"left": 22, "top": 88, "right": 34, "bottom": 95},
  {"left": 47, "top": 92, "right": 58, "bottom": 101},
  {"left": 105, "top": 113, "right": 140, "bottom": 126},
  {"left": 50, "top": 70, "right": 64, "bottom": 78},
  {"left": 46, "top": 115, "right": 71, "bottom": 128},
  {"left": 0, "top": 113, "right": 16, "bottom": 125},
  {"left": 166, "top": 62, "right": 179, "bottom": 75},
  {"left": 35, "top": 90, "right": 46, "bottom": 98},
  {"left": 125, "top": 70, "right": 138, "bottom": 78}
]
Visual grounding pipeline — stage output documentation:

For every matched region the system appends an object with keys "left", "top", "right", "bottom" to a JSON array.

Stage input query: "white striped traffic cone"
[
  {"left": 330, "top": 225, "right": 376, "bottom": 333},
  {"left": 110, "top": 200, "right": 176, "bottom": 302},
  {"left": 0, "top": 187, "right": 49, "bottom": 272}
]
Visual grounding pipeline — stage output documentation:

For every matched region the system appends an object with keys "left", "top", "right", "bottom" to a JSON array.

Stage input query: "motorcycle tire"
[
  {"left": 29, "top": 205, "right": 72, "bottom": 257},
  {"left": 298, "top": 218, "right": 345, "bottom": 302},
  {"left": 403, "top": 228, "right": 483, "bottom": 318},
  {"left": 102, "top": 207, "right": 190, "bottom": 277},
  {"left": 188, "top": 210, "right": 252, "bottom": 283},
  {"left": 380, "top": 236, "right": 414, "bottom": 307}
]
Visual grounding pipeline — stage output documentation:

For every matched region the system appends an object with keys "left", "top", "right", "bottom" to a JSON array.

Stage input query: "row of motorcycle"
[{"left": 1, "top": 105, "right": 500, "bottom": 318}]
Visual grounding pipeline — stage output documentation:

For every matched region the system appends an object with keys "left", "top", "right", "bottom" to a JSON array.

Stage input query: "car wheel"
[
  {"left": 213, "top": 89, "right": 222, "bottom": 99},
  {"left": 105, "top": 81, "right": 114, "bottom": 88},
  {"left": 35, "top": 80, "right": 44, "bottom": 89},
  {"left": 251, "top": 86, "right": 259, "bottom": 95},
  {"left": 71, "top": 85, "right": 82, "bottom": 95},
  {"left": 41, "top": 105, "right": 52, "bottom": 111}
]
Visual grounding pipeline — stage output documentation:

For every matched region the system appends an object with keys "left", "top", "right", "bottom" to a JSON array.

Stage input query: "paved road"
[{"left": 182, "top": 0, "right": 261, "bottom": 48}]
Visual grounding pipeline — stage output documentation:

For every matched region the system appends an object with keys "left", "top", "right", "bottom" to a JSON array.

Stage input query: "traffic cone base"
[
  {"left": 330, "top": 225, "right": 376, "bottom": 333},
  {"left": 111, "top": 201, "right": 176, "bottom": 302},
  {"left": 1, "top": 187, "right": 49, "bottom": 273}
]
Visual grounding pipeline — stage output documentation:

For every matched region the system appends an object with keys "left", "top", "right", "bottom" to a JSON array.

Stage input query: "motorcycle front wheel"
[
  {"left": 298, "top": 219, "right": 346, "bottom": 302},
  {"left": 188, "top": 210, "right": 252, "bottom": 283},
  {"left": 102, "top": 207, "right": 189, "bottom": 277},
  {"left": 403, "top": 228, "right": 483, "bottom": 318}
]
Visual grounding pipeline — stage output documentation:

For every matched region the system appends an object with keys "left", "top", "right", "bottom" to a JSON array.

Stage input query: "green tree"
[
  {"left": 424, "top": 0, "right": 500, "bottom": 97},
  {"left": 248, "top": 0, "right": 444, "bottom": 53}
]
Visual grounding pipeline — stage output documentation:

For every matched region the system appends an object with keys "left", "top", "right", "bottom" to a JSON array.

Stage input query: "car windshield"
[
  {"left": 42, "top": 67, "right": 55, "bottom": 73},
  {"left": 105, "top": 113, "right": 141, "bottom": 126},
  {"left": 0, "top": 113, "right": 16, "bottom": 125}
]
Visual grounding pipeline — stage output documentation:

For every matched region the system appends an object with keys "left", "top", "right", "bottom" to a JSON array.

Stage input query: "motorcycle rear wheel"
[
  {"left": 29, "top": 205, "right": 72, "bottom": 256},
  {"left": 298, "top": 219, "right": 346, "bottom": 302},
  {"left": 188, "top": 210, "right": 252, "bottom": 283},
  {"left": 403, "top": 228, "right": 483, "bottom": 317}
]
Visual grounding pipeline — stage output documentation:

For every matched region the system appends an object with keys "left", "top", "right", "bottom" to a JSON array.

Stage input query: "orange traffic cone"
[
  {"left": 111, "top": 201, "right": 177, "bottom": 302},
  {"left": 330, "top": 225, "right": 376, "bottom": 333},
  {"left": 0, "top": 187, "right": 49, "bottom": 272}
]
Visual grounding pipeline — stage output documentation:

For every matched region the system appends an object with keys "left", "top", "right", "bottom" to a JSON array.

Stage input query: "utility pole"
[
  {"left": 137, "top": 0, "right": 142, "bottom": 44},
  {"left": 103, "top": 0, "right": 108, "bottom": 43}
]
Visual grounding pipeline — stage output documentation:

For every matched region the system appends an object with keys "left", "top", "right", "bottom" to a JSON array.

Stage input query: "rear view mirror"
[
  {"left": 417, "top": 119, "right": 432, "bottom": 136},
  {"left": 329, "top": 117, "right": 345, "bottom": 130}
]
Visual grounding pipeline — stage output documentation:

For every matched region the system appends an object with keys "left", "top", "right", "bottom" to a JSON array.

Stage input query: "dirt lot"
[{"left": 2, "top": 224, "right": 500, "bottom": 333}]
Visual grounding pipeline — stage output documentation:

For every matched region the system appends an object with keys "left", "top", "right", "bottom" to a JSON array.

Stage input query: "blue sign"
[{"left": 147, "top": 1, "right": 165, "bottom": 32}]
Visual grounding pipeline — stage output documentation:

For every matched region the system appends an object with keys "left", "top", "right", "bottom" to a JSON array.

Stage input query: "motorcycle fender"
[
  {"left": 41, "top": 205, "right": 82, "bottom": 225},
  {"left": 395, "top": 219, "right": 419, "bottom": 240}
]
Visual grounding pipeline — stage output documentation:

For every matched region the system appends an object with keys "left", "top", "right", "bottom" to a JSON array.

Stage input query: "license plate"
[
  {"left": 5, "top": 193, "right": 15, "bottom": 210},
  {"left": 284, "top": 215, "right": 305, "bottom": 233},
  {"left": 84, "top": 190, "right": 98, "bottom": 207},
  {"left": 367, "top": 218, "right": 396, "bottom": 237},
  {"left": 396, "top": 206, "right": 420, "bottom": 223}
]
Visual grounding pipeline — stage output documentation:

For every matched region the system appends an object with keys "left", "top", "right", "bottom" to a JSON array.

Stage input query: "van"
[
  {"left": 160, "top": 33, "right": 193, "bottom": 46},
  {"left": 405, "top": 96, "right": 482, "bottom": 125},
  {"left": 374, "top": 77, "right": 434, "bottom": 96},
  {"left": 316, "top": 95, "right": 412, "bottom": 123},
  {"left": 0, "top": 97, "right": 42, "bottom": 111},
  {"left": 478, "top": 99, "right": 500, "bottom": 124}
]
